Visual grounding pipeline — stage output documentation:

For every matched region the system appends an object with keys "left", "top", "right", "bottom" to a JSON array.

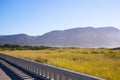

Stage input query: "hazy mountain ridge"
[{"left": 0, "top": 27, "right": 120, "bottom": 48}]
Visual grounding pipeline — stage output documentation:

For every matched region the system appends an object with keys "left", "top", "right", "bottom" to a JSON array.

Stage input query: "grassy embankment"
[{"left": 0, "top": 47, "right": 120, "bottom": 80}]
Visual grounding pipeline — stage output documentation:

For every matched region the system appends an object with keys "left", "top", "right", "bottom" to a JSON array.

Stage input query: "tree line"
[{"left": 0, "top": 44, "right": 52, "bottom": 50}]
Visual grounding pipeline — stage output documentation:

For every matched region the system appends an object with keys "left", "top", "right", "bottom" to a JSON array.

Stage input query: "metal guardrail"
[{"left": 0, "top": 53, "right": 104, "bottom": 80}]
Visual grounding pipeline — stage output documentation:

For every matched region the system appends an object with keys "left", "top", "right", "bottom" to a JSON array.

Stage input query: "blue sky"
[{"left": 0, "top": 0, "right": 120, "bottom": 35}]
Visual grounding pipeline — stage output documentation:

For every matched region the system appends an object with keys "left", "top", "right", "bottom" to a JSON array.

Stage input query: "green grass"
[{"left": 1, "top": 48, "right": 120, "bottom": 80}]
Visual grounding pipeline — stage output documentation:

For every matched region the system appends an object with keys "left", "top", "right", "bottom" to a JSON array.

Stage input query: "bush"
[{"left": 35, "top": 58, "right": 48, "bottom": 64}]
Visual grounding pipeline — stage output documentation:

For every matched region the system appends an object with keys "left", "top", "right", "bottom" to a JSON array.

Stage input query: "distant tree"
[{"left": 0, "top": 44, "right": 52, "bottom": 50}]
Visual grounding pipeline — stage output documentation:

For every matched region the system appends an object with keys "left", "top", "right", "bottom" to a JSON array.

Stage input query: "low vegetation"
[{"left": 0, "top": 46, "right": 120, "bottom": 80}]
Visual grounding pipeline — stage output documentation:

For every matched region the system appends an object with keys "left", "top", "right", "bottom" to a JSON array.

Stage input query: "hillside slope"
[{"left": 0, "top": 27, "right": 120, "bottom": 47}]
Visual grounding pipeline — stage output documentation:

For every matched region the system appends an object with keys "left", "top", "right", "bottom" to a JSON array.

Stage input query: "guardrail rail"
[{"left": 0, "top": 53, "right": 104, "bottom": 80}]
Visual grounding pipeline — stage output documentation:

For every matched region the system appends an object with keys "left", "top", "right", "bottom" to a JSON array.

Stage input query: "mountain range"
[{"left": 0, "top": 27, "right": 120, "bottom": 48}]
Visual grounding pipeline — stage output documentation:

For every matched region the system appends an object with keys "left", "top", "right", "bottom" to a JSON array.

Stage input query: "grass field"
[{"left": 0, "top": 48, "right": 120, "bottom": 80}]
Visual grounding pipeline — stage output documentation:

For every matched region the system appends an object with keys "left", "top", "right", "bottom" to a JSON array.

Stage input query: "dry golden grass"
[{"left": 1, "top": 48, "right": 120, "bottom": 80}]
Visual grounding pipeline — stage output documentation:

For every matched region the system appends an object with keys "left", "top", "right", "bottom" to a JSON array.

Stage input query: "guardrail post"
[{"left": 54, "top": 72, "right": 59, "bottom": 80}]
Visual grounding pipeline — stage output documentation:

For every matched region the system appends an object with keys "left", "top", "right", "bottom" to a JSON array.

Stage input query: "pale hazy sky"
[{"left": 0, "top": 0, "right": 120, "bottom": 35}]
